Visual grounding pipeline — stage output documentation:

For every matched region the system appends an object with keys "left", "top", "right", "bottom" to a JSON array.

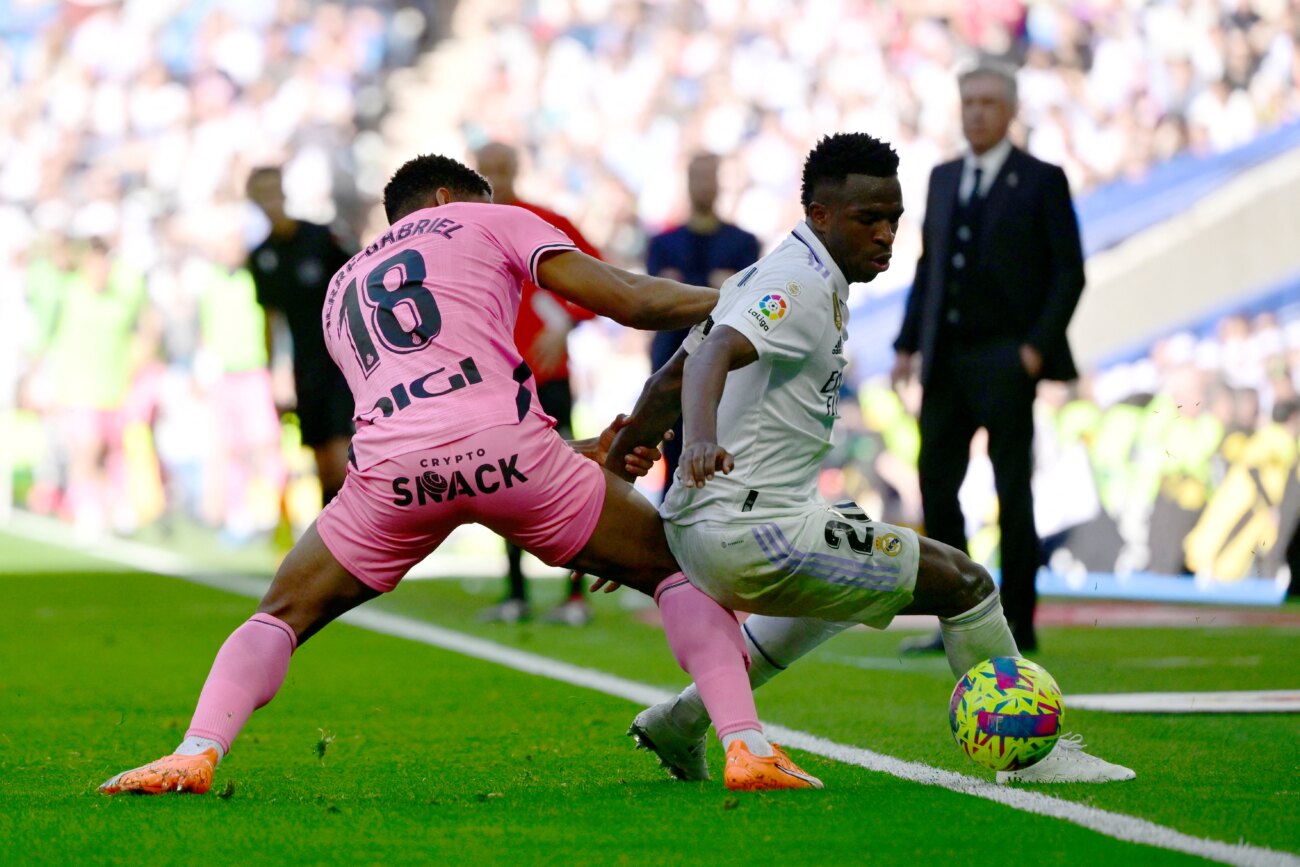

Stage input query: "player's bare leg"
[
  {"left": 636, "top": 536, "right": 1131, "bottom": 784},
  {"left": 313, "top": 435, "right": 351, "bottom": 507},
  {"left": 565, "top": 468, "right": 764, "bottom": 757},
  {"left": 560, "top": 467, "right": 682, "bottom": 596},
  {"left": 636, "top": 536, "right": 1006, "bottom": 760},
  {"left": 568, "top": 469, "right": 818, "bottom": 788},
  {"left": 100, "top": 523, "right": 378, "bottom": 794},
  {"left": 254, "top": 521, "right": 380, "bottom": 643},
  {"left": 901, "top": 536, "right": 1019, "bottom": 678}
]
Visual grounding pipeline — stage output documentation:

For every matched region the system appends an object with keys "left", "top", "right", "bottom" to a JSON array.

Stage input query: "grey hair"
[{"left": 959, "top": 61, "right": 1018, "bottom": 106}]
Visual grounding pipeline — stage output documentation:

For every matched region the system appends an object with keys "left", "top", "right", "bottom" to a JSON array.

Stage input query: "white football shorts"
[{"left": 664, "top": 501, "right": 920, "bottom": 628}]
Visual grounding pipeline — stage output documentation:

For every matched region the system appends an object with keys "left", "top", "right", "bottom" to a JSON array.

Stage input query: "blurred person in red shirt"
[{"left": 473, "top": 141, "right": 601, "bottom": 626}]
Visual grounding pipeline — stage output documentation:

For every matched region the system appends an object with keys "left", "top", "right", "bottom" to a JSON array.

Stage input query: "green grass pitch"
[{"left": 1, "top": 530, "right": 1297, "bottom": 865}]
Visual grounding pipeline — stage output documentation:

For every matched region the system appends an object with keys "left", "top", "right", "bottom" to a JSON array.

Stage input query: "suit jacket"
[{"left": 895, "top": 146, "right": 1086, "bottom": 385}]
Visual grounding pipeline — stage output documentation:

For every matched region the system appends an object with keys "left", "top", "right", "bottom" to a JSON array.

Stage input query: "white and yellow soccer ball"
[{"left": 949, "top": 656, "right": 1064, "bottom": 772}]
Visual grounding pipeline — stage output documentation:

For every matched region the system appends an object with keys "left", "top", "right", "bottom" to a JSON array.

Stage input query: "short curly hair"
[
  {"left": 800, "top": 133, "right": 899, "bottom": 211},
  {"left": 383, "top": 154, "right": 493, "bottom": 222}
]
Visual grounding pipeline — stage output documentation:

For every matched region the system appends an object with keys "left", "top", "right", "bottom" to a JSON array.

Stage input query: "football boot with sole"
[
  {"left": 99, "top": 749, "right": 219, "bottom": 795},
  {"left": 723, "top": 741, "right": 823, "bottom": 791}
]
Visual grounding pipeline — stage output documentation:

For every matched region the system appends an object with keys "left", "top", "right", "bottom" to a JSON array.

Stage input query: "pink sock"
[
  {"left": 185, "top": 613, "right": 297, "bottom": 754},
  {"left": 655, "top": 574, "right": 760, "bottom": 740}
]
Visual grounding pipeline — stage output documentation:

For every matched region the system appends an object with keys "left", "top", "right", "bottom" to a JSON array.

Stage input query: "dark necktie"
[{"left": 970, "top": 166, "right": 984, "bottom": 204}]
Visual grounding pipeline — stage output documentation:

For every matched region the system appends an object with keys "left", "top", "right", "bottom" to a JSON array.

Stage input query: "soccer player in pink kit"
[{"left": 99, "top": 154, "right": 803, "bottom": 795}]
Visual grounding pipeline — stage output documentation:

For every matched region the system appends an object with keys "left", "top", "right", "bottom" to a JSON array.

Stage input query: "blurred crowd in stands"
[
  {"left": 4, "top": 0, "right": 1300, "bottom": 585},
  {"left": 829, "top": 307, "right": 1300, "bottom": 584},
  {"left": 438, "top": 0, "right": 1300, "bottom": 287},
  {"left": 1, "top": 0, "right": 432, "bottom": 538}
]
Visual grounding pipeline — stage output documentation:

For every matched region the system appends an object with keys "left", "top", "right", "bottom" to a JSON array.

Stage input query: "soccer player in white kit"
[{"left": 609, "top": 133, "right": 1134, "bottom": 786}]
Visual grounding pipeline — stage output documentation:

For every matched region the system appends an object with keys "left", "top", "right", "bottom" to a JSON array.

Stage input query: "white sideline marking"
[
  {"left": 1071, "top": 690, "right": 1300, "bottom": 714},
  {"left": 1122, "top": 656, "right": 1263, "bottom": 669},
  {"left": 821, "top": 653, "right": 952, "bottom": 674},
  {"left": 4, "top": 513, "right": 1297, "bottom": 867}
]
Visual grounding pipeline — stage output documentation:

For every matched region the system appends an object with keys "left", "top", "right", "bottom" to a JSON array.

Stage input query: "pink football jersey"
[{"left": 322, "top": 201, "right": 577, "bottom": 469}]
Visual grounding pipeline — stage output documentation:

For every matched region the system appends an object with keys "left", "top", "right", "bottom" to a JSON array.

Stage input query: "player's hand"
[
  {"left": 890, "top": 351, "right": 916, "bottom": 387},
  {"left": 679, "top": 441, "right": 733, "bottom": 488},
  {"left": 1019, "top": 343, "right": 1043, "bottom": 379},
  {"left": 596, "top": 414, "right": 673, "bottom": 478},
  {"left": 588, "top": 575, "right": 622, "bottom": 594}
]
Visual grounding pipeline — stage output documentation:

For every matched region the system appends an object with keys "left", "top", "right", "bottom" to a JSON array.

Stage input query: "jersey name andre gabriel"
[
  {"left": 661, "top": 222, "right": 850, "bottom": 525},
  {"left": 321, "top": 202, "right": 576, "bottom": 470}
]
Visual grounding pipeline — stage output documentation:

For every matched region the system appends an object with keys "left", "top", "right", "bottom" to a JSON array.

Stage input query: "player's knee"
[{"left": 953, "top": 556, "right": 996, "bottom": 611}]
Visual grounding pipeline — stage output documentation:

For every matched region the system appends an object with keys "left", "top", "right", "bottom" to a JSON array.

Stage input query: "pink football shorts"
[{"left": 316, "top": 412, "right": 607, "bottom": 593}]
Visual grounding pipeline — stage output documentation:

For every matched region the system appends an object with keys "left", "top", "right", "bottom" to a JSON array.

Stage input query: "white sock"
[
  {"left": 667, "top": 616, "right": 854, "bottom": 735},
  {"left": 721, "top": 728, "right": 773, "bottom": 757},
  {"left": 175, "top": 736, "right": 226, "bottom": 763},
  {"left": 939, "top": 592, "right": 1019, "bottom": 679},
  {"left": 743, "top": 615, "right": 854, "bottom": 688}
]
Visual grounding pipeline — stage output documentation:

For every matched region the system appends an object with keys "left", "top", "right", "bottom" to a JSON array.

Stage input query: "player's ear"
[
  {"left": 434, "top": 187, "right": 453, "bottom": 207},
  {"left": 807, "top": 200, "right": 831, "bottom": 232}
]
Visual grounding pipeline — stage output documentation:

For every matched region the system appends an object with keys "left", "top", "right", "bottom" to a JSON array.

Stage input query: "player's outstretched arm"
[
  {"left": 604, "top": 347, "right": 688, "bottom": 481},
  {"left": 570, "top": 414, "right": 665, "bottom": 478},
  {"left": 679, "top": 325, "right": 757, "bottom": 488},
  {"left": 536, "top": 250, "right": 717, "bottom": 331}
]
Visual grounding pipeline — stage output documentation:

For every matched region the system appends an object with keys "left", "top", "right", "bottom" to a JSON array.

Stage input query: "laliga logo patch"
[
  {"left": 746, "top": 293, "right": 789, "bottom": 332},
  {"left": 876, "top": 532, "right": 903, "bottom": 556},
  {"left": 758, "top": 294, "right": 788, "bottom": 320}
]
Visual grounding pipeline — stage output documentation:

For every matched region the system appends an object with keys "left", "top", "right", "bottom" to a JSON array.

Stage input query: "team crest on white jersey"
[
  {"left": 785, "top": 281, "right": 802, "bottom": 297},
  {"left": 832, "top": 293, "right": 843, "bottom": 331}
]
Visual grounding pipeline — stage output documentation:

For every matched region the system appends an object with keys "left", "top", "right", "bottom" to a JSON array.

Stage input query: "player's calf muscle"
[
  {"left": 906, "top": 538, "right": 994, "bottom": 617},
  {"left": 256, "top": 526, "right": 377, "bottom": 644}
]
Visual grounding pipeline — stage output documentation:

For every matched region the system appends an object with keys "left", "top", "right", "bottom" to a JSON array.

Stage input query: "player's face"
[
  {"left": 474, "top": 145, "right": 517, "bottom": 200},
  {"left": 961, "top": 74, "right": 1015, "bottom": 155},
  {"left": 808, "top": 174, "right": 903, "bottom": 285},
  {"left": 247, "top": 174, "right": 285, "bottom": 218},
  {"left": 687, "top": 156, "right": 720, "bottom": 213}
]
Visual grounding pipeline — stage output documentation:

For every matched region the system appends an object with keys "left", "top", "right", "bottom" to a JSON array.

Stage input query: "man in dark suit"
[{"left": 892, "top": 63, "right": 1086, "bottom": 653}]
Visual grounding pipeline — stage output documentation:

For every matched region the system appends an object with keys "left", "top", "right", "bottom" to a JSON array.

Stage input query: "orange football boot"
[
  {"left": 98, "top": 749, "right": 219, "bottom": 795},
  {"left": 723, "top": 741, "right": 824, "bottom": 791}
]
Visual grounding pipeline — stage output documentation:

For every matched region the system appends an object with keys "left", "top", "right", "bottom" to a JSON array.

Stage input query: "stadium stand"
[
  {"left": 3, "top": 0, "right": 1299, "bottom": 600},
  {"left": 1, "top": 0, "right": 437, "bottom": 534},
  {"left": 383, "top": 0, "right": 1300, "bottom": 282}
]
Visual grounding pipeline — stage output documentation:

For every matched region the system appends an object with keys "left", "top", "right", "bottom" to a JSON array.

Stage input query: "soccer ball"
[{"left": 949, "top": 656, "right": 1064, "bottom": 772}]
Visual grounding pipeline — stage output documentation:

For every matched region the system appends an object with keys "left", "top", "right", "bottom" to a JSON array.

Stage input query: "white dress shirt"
[{"left": 959, "top": 137, "right": 1013, "bottom": 204}]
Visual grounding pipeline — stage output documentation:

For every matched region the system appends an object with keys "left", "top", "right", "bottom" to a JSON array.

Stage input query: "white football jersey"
[{"left": 661, "top": 221, "right": 850, "bottom": 526}]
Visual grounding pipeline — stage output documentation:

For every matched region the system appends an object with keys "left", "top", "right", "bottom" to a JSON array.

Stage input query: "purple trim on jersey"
[
  {"left": 527, "top": 242, "right": 579, "bottom": 285},
  {"left": 790, "top": 231, "right": 832, "bottom": 279},
  {"left": 751, "top": 523, "right": 899, "bottom": 591}
]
